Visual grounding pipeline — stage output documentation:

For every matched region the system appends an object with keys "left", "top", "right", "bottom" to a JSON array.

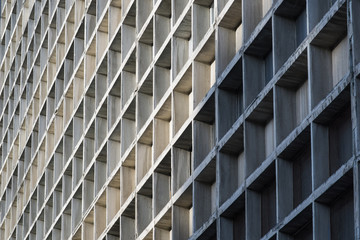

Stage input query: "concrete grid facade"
[{"left": 0, "top": 0, "right": 359, "bottom": 239}]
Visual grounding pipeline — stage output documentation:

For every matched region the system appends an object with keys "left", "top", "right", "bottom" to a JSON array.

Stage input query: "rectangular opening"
[
  {"left": 73, "top": 147, "right": 83, "bottom": 189},
  {"left": 53, "top": 186, "right": 63, "bottom": 220},
  {"left": 63, "top": 123, "right": 74, "bottom": 165},
  {"left": 280, "top": 206, "right": 313, "bottom": 240},
  {"left": 220, "top": 194, "right": 245, "bottom": 240},
  {"left": 245, "top": 92, "right": 274, "bottom": 175},
  {"left": 137, "top": 184, "right": 153, "bottom": 235},
  {"left": 243, "top": 0, "right": 272, "bottom": 41},
  {"left": 154, "top": 155, "right": 171, "bottom": 216},
  {"left": 107, "top": 122, "right": 121, "bottom": 176},
  {"left": 154, "top": 97, "right": 171, "bottom": 161},
  {"left": 154, "top": 12, "right": 171, "bottom": 54},
  {"left": 274, "top": 0, "right": 307, "bottom": 71},
  {"left": 121, "top": 71, "right": 136, "bottom": 108},
  {"left": 73, "top": 105, "right": 83, "bottom": 148},
  {"left": 121, "top": 100, "right": 136, "bottom": 156},
  {"left": 83, "top": 123, "right": 95, "bottom": 170},
  {"left": 75, "top": 0, "right": 85, "bottom": 28},
  {"left": 154, "top": 226, "right": 170, "bottom": 240},
  {"left": 171, "top": 139, "right": 191, "bottom": 197},
  {"left": 312, "top": 88, "right": 352, "bottom": 188},
  {"left": 193, "top": 94, "right": 215, "bottom": 168},
  {"left": 62, "top": 207, "right": 72, "bottom": 239},
  {"left": 219, "top": 125, "right": 245, "bottom": 205},
  {"left": 83, "top": 168, "right": 94, "bottom": 214},
  {"left": 137, "top": 77, "right": 153, "bottom": 132},
  {"left": 136, "top": 127, "right": 153, "bottom": 183},
  {"left": 121, "top": 15, "right": 136, "bottom": 61},
  {"left": 74, "top": 26, "right": 85, "bottom": 70},
  {"left": 107, "top": 79, "right": 121, "bottom": 129},
  {"left": 95, "top": 105, "right": 107, "bottom": 151},
  {"left": 193, "top": 35, "right": 215, "bottom": 107},
  {"left": 217, "top": 0, "right": 242, "bottom": 75},
  {"left": 62, "top": 168, "right": 72, "bottom": 203},
  {"left": 309, "top": 3, "right": 348, "bottom": 108},
  {"left": 107, "top": 172, "right": 120, "bottom": 224},
  {"left": 65, "top": 8, "right": 75, "bottom": 49},
  {"left": 44, "top": 197, "right": 53, "bottom": 233},
  {"left": 275, "top": 50, "right": 308, "bottom": 143},
  {"left": 108, "top": 0, "right": 121, "bottom": 39},
  {"left": 85, "top": 2, "right": 96, "bottom": 45},
  {"left": 172, "top": 9, "right": 191, "bottom": 79},
  {"left": 314, "top": 172, "right": 354, "bottom": 240},
  {"left": 96, "top": 0, "right": 107, "bottom": 21},
  {"left": 217, "top": 59, "right": 243, "bottom": 138},
  {"left": 107, "top": 218, "right": 120, "bottom": 239},
  {"left": 193, "top": 1, "right": 214, "bottom": 49},
  {"left": 95, "top": 66, "right": 108, "bottom": 108},
  {"left": 352, "top": 0, "right": 360, "bottom": 65},
  {"left": 94, "top": 193, "right": 106, "bottom": 239},
  {"left": 330, "top": 109, "right": 352, "bottom": 174},
  {"left": 244, "top": 20, "right": 273, "bottom": 107},
  {"left": 308, "top": 0, "right": 338, "bottom": 31},
  {"left": 193, "top": 160, "right": 216, "bottom": 231},
  {"left": 172, "top": 0, "right": 190, "bottom": 24},
  {"left": 138, "top": 21, "right": 153, "bottom": 80},
  {"left": 247, "top": 164, "right": 276, "bottom": 238},
  {"left": 173, "top": 66, "right": 192, "bottom": 135},
  {"left": 121, "top": 203, "right": 135, "bottom": 240},
  {"left": 84, "top": 82, "right": 95, "bottom": 128},
  {"left": 82, "top": 210, "right": 94, "bottom": 240},
  {"left": 277, "top": 128, "right": 312, "bottom": 218},
  {"left": 172, "top": 185, "right": 193, "bottom": 239},
  {"left": 94, "top": 148, "right": 107, "bottom": 195},
  {"left": 108, "top": 48, "right": 121, "bottom": 86},
  {"left": 154, "top": 43, "right": 171, "bottom": 107},
  {"left": 72, "top": 189, "right": 82, "bottom": 230},
  {"left": 85, "top": 40, "right": 96, "bottom": 86},
  {"left": 120, "top": 164, "right": 135, "bottom": 205}
]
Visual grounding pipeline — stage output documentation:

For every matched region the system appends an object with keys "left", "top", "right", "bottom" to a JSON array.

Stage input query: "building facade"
[{"left": 0, "top": 0, "right": 359, "bottom": 239}]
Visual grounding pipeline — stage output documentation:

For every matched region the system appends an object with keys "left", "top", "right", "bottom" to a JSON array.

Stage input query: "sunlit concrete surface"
[{"left": 0, "top": 0, "right": 358, "bottom": 239}]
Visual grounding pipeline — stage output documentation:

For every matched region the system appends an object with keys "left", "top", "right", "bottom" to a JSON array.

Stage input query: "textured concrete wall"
[{"left": 0, "top": 0, "right": 358, "bottom": 239}]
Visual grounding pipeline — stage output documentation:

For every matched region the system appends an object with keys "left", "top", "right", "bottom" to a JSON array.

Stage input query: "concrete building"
[{"left": 0, "top": 0, "right": 358, "bottom": 239}]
